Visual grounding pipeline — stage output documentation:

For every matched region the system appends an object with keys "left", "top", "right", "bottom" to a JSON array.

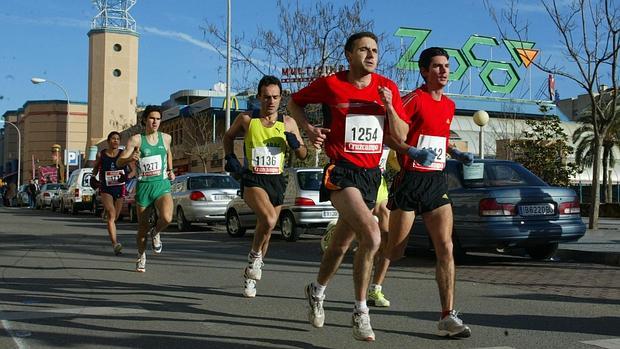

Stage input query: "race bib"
[
  {"left": 413, "top": 135, "right": 446, "bottom": 171},
  {"left": 104, "top": 170, "right": 124, "bottom": 186},
  {"left": 139, "top": 155, "right": 163, "bottom": 178},
  {"left": 344, "top": 114, "right": 384, "bottom": 153},
  {"left": 251, "top": 147, "right": 282, "bottom": 174}
]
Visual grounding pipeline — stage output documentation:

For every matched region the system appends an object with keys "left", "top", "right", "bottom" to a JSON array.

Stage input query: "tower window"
[
  {"left": 113, "top": 69, "right": 122, "bottom": 77},
  {"left": 113, "top": 43, "right": 122, "bottom": 52}
]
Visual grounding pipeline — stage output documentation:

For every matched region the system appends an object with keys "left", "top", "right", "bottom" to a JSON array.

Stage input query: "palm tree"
[{"left": 573, "top": 104, "right": 620, "bottom": 202}]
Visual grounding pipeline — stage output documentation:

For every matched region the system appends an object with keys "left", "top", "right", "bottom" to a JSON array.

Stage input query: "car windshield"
[
  {"left": 46, "top": 184, "right": 61, "bottom": 190},
  {"left": 188, "top": 176, "right": 239, "bottom": 190},
  {"left": 461, "top": 162, "right": 546, "bottom": 188},
  {"left": 298, "top": 171, "right": 322, "bottom": 191}
]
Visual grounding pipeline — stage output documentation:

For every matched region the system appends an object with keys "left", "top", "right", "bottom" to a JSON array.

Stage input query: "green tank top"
[
  {"left": 244, "top": 114, "right": 286, "bottom": 174},
  {"left": 138, "top": 132, "right": 168, "bottom": 182}
]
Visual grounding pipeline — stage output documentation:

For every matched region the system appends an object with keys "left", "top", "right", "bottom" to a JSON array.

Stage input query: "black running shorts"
[
  {"left": 241, "top": 172, "right": 287, "bottom": 207},
  {"left": 387, "top": 170, "right": 451, "bottom": 214},
  {"left": 320, "top": 161, "right": 381, "bottom": 210}
]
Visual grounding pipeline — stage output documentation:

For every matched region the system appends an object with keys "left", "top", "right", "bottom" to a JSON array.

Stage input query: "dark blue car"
[{"left": 410, "top": 159, "right": 586, "bottom": 259}]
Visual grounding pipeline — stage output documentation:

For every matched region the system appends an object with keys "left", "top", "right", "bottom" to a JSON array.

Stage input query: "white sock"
[
  {"left": 354, "top": 301, "right": 369, "bottom": 314},
  {"left": 312, "top": 282, "right": 326, "bottom": 298},
  {"left": 248, "top": 250, "right": 262, "bottom": 261}
]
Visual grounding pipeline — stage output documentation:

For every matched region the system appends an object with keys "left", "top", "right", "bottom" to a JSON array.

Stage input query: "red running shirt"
[
  {"left": 291, "top": 71, "right": 405, "bottom": 169},
  {"left": 400, "top": 85, "right": 455, "bottom": 172}
]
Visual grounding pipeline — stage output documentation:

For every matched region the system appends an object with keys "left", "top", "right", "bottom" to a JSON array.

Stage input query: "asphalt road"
[{"left": 1, "top": 206, "right": 619, "bottom": 349}]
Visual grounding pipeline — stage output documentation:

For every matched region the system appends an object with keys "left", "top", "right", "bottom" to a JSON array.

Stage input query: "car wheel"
[
  {"left": 226, "top": 210, "right": 246, "bottom": 237},
  {"left": 71, "top": 203, "right": 78, "bottom": 215},
  {"left": 280, "top": 211, "right": 299, "bottom": 242},
  {"left": 526, "top": 243, "right": 558, "bottom": 260},
  {"left": 176, "top": 207, "right": 192, "bottom": 232},
  {"left": 51, "top": 202, "right": 56, "bottom": 212}
]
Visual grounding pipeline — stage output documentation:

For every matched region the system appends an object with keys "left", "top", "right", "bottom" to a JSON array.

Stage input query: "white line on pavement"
[
  {"left": 582, "top": 338, "right": 620, "bottom": 349},
  {"left": 2, "top": 319, "right": 30, "bottom": 349}
]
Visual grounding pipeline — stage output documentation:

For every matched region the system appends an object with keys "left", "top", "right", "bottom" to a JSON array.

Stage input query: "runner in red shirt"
[
  {"left": 387, "top": 47, "right": 474, "bottom": 338},
  {"left": 288, "top": 31, "right": 408, "bottom": 342}
]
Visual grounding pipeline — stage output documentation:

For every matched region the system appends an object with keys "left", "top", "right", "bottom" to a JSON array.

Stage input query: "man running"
[
  {"left": 320, "top": 147, "right": 397, "bottom": 308},
  {"left": 117, "top": 105, "right": 175, "bottom": 272},
  {"left": 386, "top": 47, "right": 474, "bottom": 338},
  {"left": 223, "top": 75, "right": 307, "bottom": 298},
  {"left": 288, "top": 32, "right": 408, "bottom": 341},
  {"left": 92, "top": 131, "right": 132, "bottom": 255}
]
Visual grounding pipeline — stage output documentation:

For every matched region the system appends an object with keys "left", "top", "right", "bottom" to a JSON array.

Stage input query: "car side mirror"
[{"left": 237, "top": 189, "right": 242, "bottom": 196}]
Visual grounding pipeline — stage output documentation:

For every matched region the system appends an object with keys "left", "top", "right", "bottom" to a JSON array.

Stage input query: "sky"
[{"left": 0, "top": 0, "right": 593, "bottom": 125}]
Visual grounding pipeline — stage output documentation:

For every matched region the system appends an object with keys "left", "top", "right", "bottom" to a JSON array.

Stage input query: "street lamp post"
[
  {"left": 5, "top": 122, "right": 21, "bottom": 187},
  {"left": 473, "top": 110, "right": 489, "bottom": 159},
  {"left": 31, "top": 77, "right": 71, "bottom": 183}
]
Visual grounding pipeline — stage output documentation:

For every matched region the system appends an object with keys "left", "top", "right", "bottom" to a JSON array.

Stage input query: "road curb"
[{"left": 555, "top": 249, "right": 620, "bottom": 267}]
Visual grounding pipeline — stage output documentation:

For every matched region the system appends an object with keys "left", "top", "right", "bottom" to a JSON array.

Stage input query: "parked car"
[
  {"left": 50, "top": 184, "right": 68, "bottom": 212},
  {"left": 409, "top": 159, "right": 586, "bottom": 260},
  {"left": 35, "top": 183, "right": 63, "bottom": 209},
  {"left": 171, "top": 173, "right": 240, "bottom": 231},
  {"left": 225, "top": 168, "right": 338, "bottom": 241},
  {"left": 16, "top": 184, "right": 30, "bottom": 207},
  {"left": 59, "top": 168, "right": 95, "bottom": 214}
]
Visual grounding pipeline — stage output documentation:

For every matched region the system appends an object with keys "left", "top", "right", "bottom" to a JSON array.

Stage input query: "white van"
[{"left": 59, "top": 168, "right": 95, "bottom": 214}]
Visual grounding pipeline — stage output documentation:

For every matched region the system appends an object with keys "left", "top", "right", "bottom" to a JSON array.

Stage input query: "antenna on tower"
[{"left": 91, "top": 0, "right": 137, "bottom": 32}]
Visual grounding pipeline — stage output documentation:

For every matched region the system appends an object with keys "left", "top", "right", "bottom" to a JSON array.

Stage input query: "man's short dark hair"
[
  {"left": 344, "top": 32, "right": 379, "bottom": 53},
  {"left": 418, "top": 47, "right": 450, "bottom": 71},
  {"left": 257, "top": 75, "right": 282, "bottom": 95},
  {"left": 107, "top": 131, "right": 121, "bottom": 141},
  {"left": 141, "top": 105, "right": 162, "bottom": 126}
]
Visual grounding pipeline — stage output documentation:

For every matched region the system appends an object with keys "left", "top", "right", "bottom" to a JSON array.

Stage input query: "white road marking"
[
  {"left": 2, "top": 319, "right": 30, "bottom": 349},
  {"left": 582, "top": 338, "right": 620, "bottom": 349},
  {"left": 0, "top": 306, "right": 148, "bottom": 321}
]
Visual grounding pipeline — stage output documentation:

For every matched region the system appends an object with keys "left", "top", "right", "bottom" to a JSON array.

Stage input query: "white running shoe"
[
  {"left": 136, "top": 252, "right": 146, "bottom": 272},
  {"left": 244, "top": 257, "right": 263, "bottom": 280},
  {"left": 150, "top": 229, "right": 162, "bottom": 254},
  {"left": 304, "top": 284, "right": 325, "bottom": 328},
  {"left": 352, "top": 311, "right": 375, "bottom": 341},
  {"left": 437, "top": 310, "right": 471, "bottom": 338},
  {"left": 243, "top": 278, "right": 257, "bottom": 298}
]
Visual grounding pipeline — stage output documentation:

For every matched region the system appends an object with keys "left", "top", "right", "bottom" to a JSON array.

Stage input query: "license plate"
[
  {"left": 83, "top": 195, "right": 92, "bottom": 203},
  {"left": 322, "top": 210, "right": 339, "bottom": 218},
  {"left": 212, "top": 194, "right": 234, "bottom": 201},
  {"left": 518, "top": 203, "right": 554, "bottom": 216}
]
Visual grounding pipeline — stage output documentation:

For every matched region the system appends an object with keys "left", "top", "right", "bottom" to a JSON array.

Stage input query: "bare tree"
[
  {"left": 201, "top": 0, "right": 406, "bottom": 92},
  {"left": 180, "top": 110, "right": 217, "bottom": 173},
  {"left": 485, "top": 0, "right": 620, "bottom": 228}
]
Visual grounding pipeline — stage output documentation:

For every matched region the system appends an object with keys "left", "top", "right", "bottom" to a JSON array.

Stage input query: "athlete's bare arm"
[
  {"left": 92, "top": 151, "right": 102, "bottom": 178},
  {"left": 117, "top": 134, "right": 141, "bottom": 168},
  {"left": 223, "top": 112, "right": 251, "bottom": 155},
  {"left": 284, "top": 115, "right": 308, "bottom": 160},
  {"left": 378, "top": 86, "right": 408, "bottom": 143},
  {"left": 163, "top": 133, "right": 175, "bottom": 181},
  {"left": 287, "top": 99, "right": 330, "bottom": 149}
]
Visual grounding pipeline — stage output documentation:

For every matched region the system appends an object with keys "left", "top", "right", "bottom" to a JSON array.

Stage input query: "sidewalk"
[{"left": 556, "top": 217, "right": 620, "bottom": 266}]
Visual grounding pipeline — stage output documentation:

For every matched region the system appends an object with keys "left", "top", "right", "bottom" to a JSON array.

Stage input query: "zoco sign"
[{"left": 395, "top": 27, "right": 539, "bottom": 94}]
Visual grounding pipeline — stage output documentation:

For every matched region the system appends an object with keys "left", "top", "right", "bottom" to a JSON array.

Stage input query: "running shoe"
[
  {"left": 304, "top": 283, "right": 325, "bottom": 328},
  {"left": 437, "top": 310, "right": 471, "bottom": 338},
  {"left": 243, "top": 278, "right": 257, "bottom": 298},
  {"left": 150, "top": 228, "right": 162, "bottom": 254},
  {"left": 113, "top": 243, "right": 123, "bottom": 256},
  {"left": 136, "top": 252, "right": 146, "bottom": 272},
  {"left": 367, "top": 285, "right": 390, "bottom": 307},
  {"left": 352, "top": 311, "right": 375, "bottom": 341},
  {"left": 244, "top": 257, "right": 263, "bottom": 280}
]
